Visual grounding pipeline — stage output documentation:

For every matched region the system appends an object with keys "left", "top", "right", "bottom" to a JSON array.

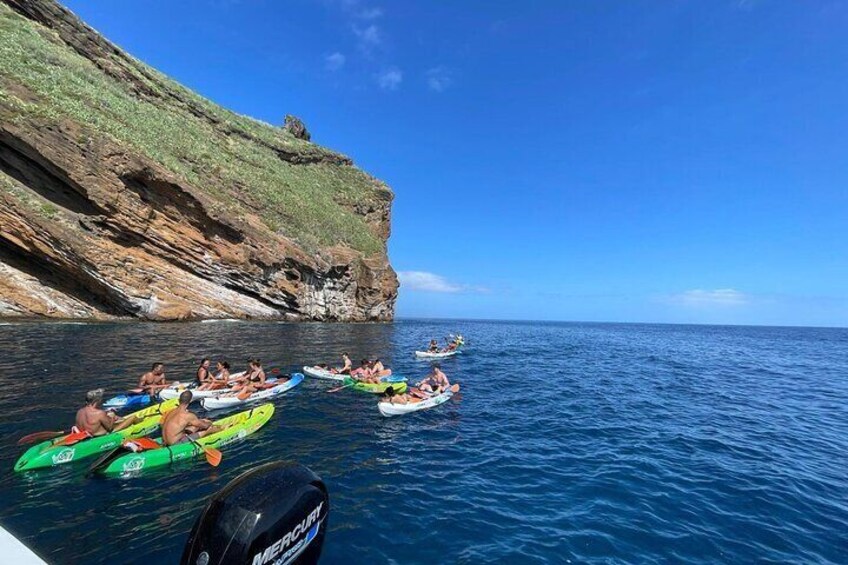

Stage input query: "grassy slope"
[{"left": 0, "top": 4, "right": 385, "bottom": 255}]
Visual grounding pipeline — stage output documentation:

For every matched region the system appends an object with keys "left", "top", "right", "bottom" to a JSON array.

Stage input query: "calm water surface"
[{"left": 0, "top": 320, "right": 846, "bottom": 563}]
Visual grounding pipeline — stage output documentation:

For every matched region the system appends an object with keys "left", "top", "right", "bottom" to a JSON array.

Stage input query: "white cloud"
[
  {"left": 377, "top": 67, "right": 402, "bottom": 90},
  {"left": 357, "top": 7, "right": 383, "bottom": 19},
  {"left": 666, "top": 289, "right": 749, "bottom": 307},
  {"left": 425, "top": 66, "right": 452, "bottom": 92},
  {"left": 354, "top": 24, "right": 381, "bottom": 49},
  {"left": 398, "top": 271, "right": 487, "bottom": 294},
  {"left": 325, "top": 52, "right": 346, "bottom": 71}
]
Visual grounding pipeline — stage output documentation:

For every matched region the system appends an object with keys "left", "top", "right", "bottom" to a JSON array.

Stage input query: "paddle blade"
[
  {"left": 57, "top": 430, "right": 91, "bottom": 446},
  {"left": 17, "top": 431, "right": 65, "bottom": 445},
  {"left": 204, "top": 447, "right": 222, "bottom": 467},
  {"left": 130, "top": 437, "right": 162, "bottom": 451},
  {"left": 87, "top": 445, "right": 125, "bottom": 476}
]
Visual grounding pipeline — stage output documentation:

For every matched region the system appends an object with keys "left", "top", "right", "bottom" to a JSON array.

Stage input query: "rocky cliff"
[{"left": 0, "top": 0, "right": 397, "bottom": 321}]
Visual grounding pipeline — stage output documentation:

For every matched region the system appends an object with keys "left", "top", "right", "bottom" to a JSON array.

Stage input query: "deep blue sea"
[{"left": 0, "top": 319, "right": 846, "bottom": 563}]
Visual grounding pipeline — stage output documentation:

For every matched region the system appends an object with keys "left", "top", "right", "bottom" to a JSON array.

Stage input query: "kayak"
[
  {"left": 159, "top": 372, "right": 250, "bottom": 401},
  {"left": 343, "top": 376, "right": 407, "bottom": 394},
  {"left": 13, "top": 399, "right": 179, "bottom": 472},
  {"left": 96, "top": 404, "right": 275, "bottom": 477},
  {"left": 103, "top": 392, "right": 152, "bottom": 409},
  {"left": 302, "top": 366, "right": 346, "bottom": 382},
  {"left": 378, "top": 385, "right": 459, "bottom": 417},
  {"left": 200, "top": 373, "right": 304, "bottom": 410},
  {"left": 414, "top": 349, "right": 460, "bottom": 359}
]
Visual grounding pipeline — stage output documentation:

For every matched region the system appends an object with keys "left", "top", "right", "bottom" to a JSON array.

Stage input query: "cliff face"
[{"left": 0, "top": 0, "right": 397, "bottom": 321}]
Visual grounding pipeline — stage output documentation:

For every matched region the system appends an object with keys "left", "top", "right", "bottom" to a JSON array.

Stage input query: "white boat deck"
[{"left": 0, "top": 525, "right": 46, "bottom": 564}]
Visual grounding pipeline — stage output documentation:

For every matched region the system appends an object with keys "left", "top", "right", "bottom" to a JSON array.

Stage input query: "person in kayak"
[
  {"left": 370, "top": 359, "right": 392, "bottom": 379},
  {"left": 195, "top": 358, "right": 213, "bottom": 387},
  {"left": 138, "top": 363, "right": 170, "bottom": 397},
  {"left": 330, "top": 353, "right": 352, "bottom": 375},
  {"left": 417, "top": 365, "right": 450, "bottom": 395},
  {"left": 381, "top": 386, "right": 428, "bottom": 406},
  {"left": 351, "top": 358, "right": 381, "bottom": 383},
  {"left": 427, "top": 340, "right": 439, "bottom": 352},
  {"left": 231, "top": 359, "right": 267, "bottom": 396},
  {"left": 75, "top": 389, "right": 139, "bottom": 437},
  {"left": 162, "top": 391, "right": 222, "bottom": 446},
  {"left": 198, "top": 361, "right": 230, "bottom": 391}
]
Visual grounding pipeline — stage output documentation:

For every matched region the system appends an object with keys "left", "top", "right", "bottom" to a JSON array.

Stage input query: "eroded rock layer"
[{"left": 0, "top": 0, "right": 397, "bottom": 321}]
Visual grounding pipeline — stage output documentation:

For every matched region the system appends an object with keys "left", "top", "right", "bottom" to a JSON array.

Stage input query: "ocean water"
[{"left": 0, "top": 319, "right": 846, "bottom": 564}]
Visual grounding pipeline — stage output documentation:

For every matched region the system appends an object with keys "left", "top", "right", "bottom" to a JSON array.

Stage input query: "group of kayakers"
[
  {"left": 427, "top": 335, "right": 464, "bottom": 353},
  {"left": 381, "top": 364, "right": 452, "bottom": 405},
  {"left": 75, "top": 358, "right": 278, "bottom": 445},
  {"left": 314, "top": 353, "right": 393, "bottom": 384},
  {"left": 73, "top": 338, "right": 461, "bottom": 444},
  {"left": 314, "top": 351, "right": 455, "bottom": 406}
]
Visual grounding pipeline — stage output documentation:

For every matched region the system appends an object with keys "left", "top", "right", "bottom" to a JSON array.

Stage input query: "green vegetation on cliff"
[{"left": 0, "top": 3, "right": 387, "bottom": 254}]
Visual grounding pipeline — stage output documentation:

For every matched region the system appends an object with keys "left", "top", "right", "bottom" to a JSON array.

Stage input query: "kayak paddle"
[
  {"left": 55, "top": 430, "right": 92, "bottom": 446},
  {"left": 327, "top": 382, "right": 356, "bottom": 393},
  {"left": 187, "top": 436, "right": 222, "bottom": 467},
  {"left": 87, "top": 445, "right": 125, "bottom": 475},
  {"left": 17, "top": 430, "right": 66, "bottom": 445}
]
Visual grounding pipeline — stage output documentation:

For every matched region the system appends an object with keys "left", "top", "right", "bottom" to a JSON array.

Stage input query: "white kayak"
[
  {"left": 377, "top": 385, "right": 460, "bottom": 417},
  {"left": 200, "top": 373, "right": 304, "bottom": 410},
  {"left": 414, "top": 349, "right": 460, "bottom": 359},
  {"left": 302, "top": 366, "right": 347, "bottom": 381},
  {"left": 158, "top": 372, "right": 247, "bottom": 401}
]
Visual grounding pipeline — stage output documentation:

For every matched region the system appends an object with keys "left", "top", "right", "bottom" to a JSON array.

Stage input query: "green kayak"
[
  {"left": 14, "top": 398, "right": 179, "bottom": 472},
  {"left": 96, "top": 403, "right": 275, "bottom": 477},
  {"left": 343, "top": 377, "right": 408, "bottom": 394}
]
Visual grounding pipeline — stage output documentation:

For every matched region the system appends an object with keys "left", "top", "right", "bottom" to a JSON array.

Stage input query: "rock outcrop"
[
  {"left": 283, "top": 115, "right": 311, "bottom": 142},
  {"left": 0, "top": 0, "right": 397, "bottom": 321}
]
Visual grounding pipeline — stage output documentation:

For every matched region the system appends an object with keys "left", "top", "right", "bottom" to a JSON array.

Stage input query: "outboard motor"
[{"left": 182, "top": 462, "right": 329, "bottom": 565}]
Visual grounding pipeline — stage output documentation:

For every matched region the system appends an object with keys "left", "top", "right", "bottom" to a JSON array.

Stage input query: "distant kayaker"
[
  {"left": 381, "top": 386, "right": 420, "bottom": 406},
  {"left": 332, "top": 353, "right": 352, "bottom": 375},
  {"left": 161, "top": 391, "right": 221, "bottom": 446},
  {"left": 195, "top": 358, "right": 213, "bottom": 387},
  {"left": 351, "top": 358, "right": 374, "bottom": 380},
  {"left": 417, "top": 364, "right": 450, "bottom": 394},
  {"left": 138, "top": 363, "right": 170, "bottom": 397},
  {"left": 75, "top": 389, "right": 139, "bottom": 437},
  {"left": 372, "top": 359, "right": 391, "bottom": 377},
  {"left": 427, "top": 340, "right": 439, "bottom": 352}
]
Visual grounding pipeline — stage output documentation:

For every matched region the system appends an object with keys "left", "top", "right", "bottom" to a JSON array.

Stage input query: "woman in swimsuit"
[
  {"left": 199, "top": 361, "right": 230, "bottom": 391},
  {"left": 231, "top": 359, "right": 266, "bottom": 395}
]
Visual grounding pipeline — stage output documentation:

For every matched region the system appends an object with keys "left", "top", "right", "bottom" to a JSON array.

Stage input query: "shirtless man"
[
  {"left": 161, "top": 391, "right": 222, "bottom": 446},
  {"left": 195, "top": 358, "right": 213, "bottom": 387},
  {"left": 416, "top": 364, "right": 450, "bottom": 395},
  {"left": 74, "top": 389, "right": 138, "bottom": 437},
  {"left": 138, "top": 363, "right": 170, "bottom": 397},
  {"left": 427, "top": 339, "right": 439, "bottom": 352},
  {"left": 331, "top": 353, "right": 352, "bottom": 375}
]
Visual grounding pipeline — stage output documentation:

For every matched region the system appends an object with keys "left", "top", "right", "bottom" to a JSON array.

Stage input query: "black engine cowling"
[{"left": 181, "top": 462, "right": 329, "bottom": 565}]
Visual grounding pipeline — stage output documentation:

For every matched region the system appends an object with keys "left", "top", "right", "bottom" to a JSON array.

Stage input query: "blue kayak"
[{"left": 103, "top": 393, "right": 152, "bottom": 409}]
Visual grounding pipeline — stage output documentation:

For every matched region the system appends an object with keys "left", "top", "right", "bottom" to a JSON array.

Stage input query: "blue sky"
[{"left": 63, "top": 0, "right": 848, "bottom": 326}]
